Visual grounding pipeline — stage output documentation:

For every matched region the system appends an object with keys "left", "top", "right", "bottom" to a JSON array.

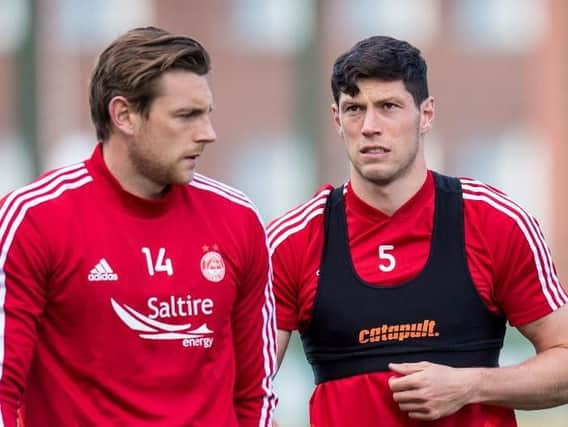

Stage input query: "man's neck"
[{"left": 350, "top": 167, "right": 428, "bottom": 216}]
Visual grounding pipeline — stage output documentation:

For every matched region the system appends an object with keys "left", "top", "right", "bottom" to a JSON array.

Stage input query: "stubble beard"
[{"left": 128, "top": 141, "right": 182, "bottom": 190}]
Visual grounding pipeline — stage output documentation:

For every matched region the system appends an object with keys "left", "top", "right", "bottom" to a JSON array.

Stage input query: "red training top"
[
  {"left": 268, "top": 171, "right": 566, "bottom": 427},
  {"left": 0, "top": 144, "right": 277, "bottom": 427}
]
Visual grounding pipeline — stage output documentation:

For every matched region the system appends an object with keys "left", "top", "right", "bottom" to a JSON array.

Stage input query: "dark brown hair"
[
  {"left": 331, "top": 35, "right": 428, "bottom": 107},
  {"left": 89, "top": 26, "right": 210, "bottom": 141}
]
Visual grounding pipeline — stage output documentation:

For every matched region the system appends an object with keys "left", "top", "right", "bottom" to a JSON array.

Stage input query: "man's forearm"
[{"left": 472, "top": 346, "right": 568, "bottom": 409}]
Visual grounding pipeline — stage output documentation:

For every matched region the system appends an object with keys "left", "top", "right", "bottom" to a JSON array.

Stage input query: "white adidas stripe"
[
  {"left": 267, "top": 190, "right": 329, "bottom": 241},
  {"left": 252, "top": 235, "right": 277, "bottom": 427},
  {"left": 269, "top": 207, "right": 325, "bottom": 256},
  {"left": 0, "top": 169, "right": 91, "bottom": 270},
  {"left": 192, "top": 173, "right": 249, "bottom": 203},
  {"left": 261, "top": 186, "right": 342, "bottom": 424},
  {"left": 0, "top": 170, "right": 93, "bottom": 425},
  {"left": 99, "top": 258, "right": 113, "bottom": 273},
  {"left": 189, "top": 180, "right": 259, "bottom": 217},
  {"left": 267, "top": 190, "right": 330, "bottom": 253},
  {"left": 252, "top": 225, "right": 277, "bottom": 427},
  {"left": 190, "top": 177, "right": 277, "bottom": 426},
  {"left": 0, "top": 163, "right": 85, "bottom": 222},
  {"left": 266, "top": 188, "right": 330, "bottom": 236},
  {"left": 266, "top": 187, "right": 336, "bottom": 255},
  {"left": 0, "top": 167, "right": 88, "bottom": 240},
  {"left": 193, "top": 173, "right": 246, "bottom": 196},
  {"left": 259, "top": 268, "right": 277, "bottom": 427},
  {"left": 461, "top": 179, "right": 567, "bottom": 310},
  {"left": 462, "top": 179, "right": 567, "bottom": 308},
  {"left": 90, "top": 259, "right": 114, "bottom": 275}
]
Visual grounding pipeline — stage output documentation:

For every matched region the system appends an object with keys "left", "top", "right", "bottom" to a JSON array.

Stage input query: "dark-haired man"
[{"left": 269, "top": 35, "right": 568, "bottom": 426}]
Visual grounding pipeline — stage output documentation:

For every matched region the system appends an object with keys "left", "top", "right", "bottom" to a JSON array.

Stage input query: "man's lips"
[
  {"left": 360, "top": 146, "right": 391, "bottom": 154},
  {"left": 182, "top": 154, "right": 200, "bottom": 167}
]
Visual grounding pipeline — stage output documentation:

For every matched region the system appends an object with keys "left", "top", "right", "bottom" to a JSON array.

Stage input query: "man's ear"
[
  {"left": 419, "top": 96, "right": 435, "bottom": 135},
  {"left": 331, "top": 103, "right": 343, "bottom": 136},
  {"left": 108, "top": 96, "right": 137, "bottom": 136}
]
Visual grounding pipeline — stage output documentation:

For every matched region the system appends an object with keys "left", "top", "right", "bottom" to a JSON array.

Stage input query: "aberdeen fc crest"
[{"left": 200, "top": 245, "right": 225, "bottom": 283}]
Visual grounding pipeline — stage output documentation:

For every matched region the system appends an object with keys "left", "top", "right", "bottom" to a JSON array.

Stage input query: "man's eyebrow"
[
  {"left": 173, "top": 105, "right": 214, "bottom": 114},
  {"left": 340, "top": 98, "right": 364, "bottom": 106}
]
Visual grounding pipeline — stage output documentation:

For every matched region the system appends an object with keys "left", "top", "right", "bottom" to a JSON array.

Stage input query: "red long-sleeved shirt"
[{"left": 0, "top": 144, "right": 277, "bottom": 427}]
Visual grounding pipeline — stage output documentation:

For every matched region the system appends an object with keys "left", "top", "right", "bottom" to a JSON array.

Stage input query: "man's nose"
[
  {"left": 361, "top": 109, "right": 383, "bottom": 136},
  {"left": 196, "top": 115, "right": 216, "bottom": 144}
]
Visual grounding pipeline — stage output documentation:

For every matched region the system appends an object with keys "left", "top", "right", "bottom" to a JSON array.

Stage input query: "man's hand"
[{"left": 388, "top": 361, "right": 477, "bottom": 421}]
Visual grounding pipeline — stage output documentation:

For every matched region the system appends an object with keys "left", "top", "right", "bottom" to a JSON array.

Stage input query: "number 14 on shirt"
[{"left": 141, "top": 247, "right": 174, "bottom": 276}]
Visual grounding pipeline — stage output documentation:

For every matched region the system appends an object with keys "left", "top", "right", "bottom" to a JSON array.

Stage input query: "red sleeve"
[
  {"left": 493, "top": 215, "right": 567, "bottom": 326},
  {"left": 0, "top": 198, "right": 50, "bottom": 427},
  {"left": 232, "top": 208, "right": 277, "bottom": 427},
  {"left": 269, "top": 231, "right": 301, "bottom": 331},
  {"left": 267, "top": 186, "right": 332, "bottom": 333},
  {"left": 461, "top": 178, "right": 568, "bottom": 326}
]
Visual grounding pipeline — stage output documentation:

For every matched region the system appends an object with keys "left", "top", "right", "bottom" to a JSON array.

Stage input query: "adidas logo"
[{"left": 88, "top": 258, "right": 118, "bottom": 282}]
